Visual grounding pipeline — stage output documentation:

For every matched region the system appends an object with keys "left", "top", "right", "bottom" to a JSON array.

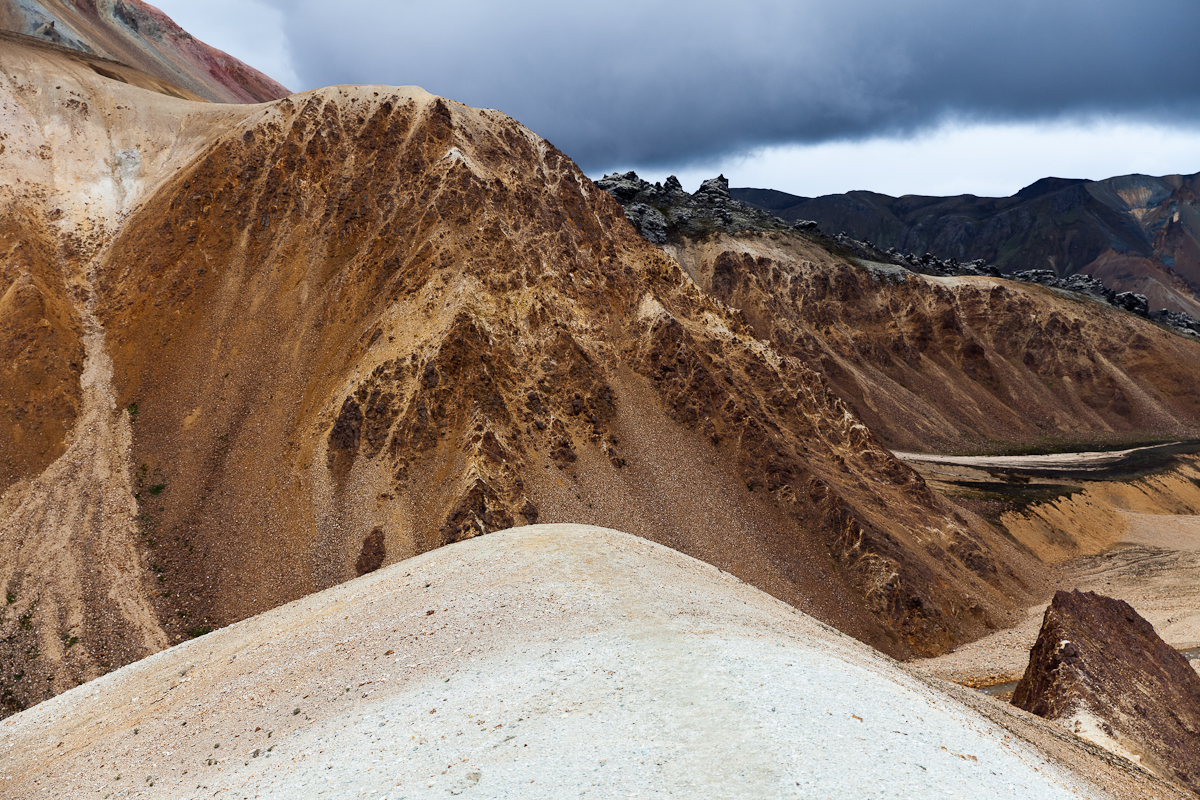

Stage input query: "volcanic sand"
[{"left": 0, "top": 525, "right": 1181, "bottom": 799}]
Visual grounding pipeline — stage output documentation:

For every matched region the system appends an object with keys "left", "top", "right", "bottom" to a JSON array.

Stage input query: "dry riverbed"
[{"left": 906, "top": 445, "right": 1200, "bottom": 692}]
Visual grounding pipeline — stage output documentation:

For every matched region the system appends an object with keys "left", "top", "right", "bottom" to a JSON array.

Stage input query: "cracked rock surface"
[{"left": 1013, "top": 589, "right": 1200, "bottom": 794}]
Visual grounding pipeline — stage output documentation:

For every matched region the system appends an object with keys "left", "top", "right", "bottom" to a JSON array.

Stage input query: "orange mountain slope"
[
  {"left": 668, "top": 234, "right": 1200, "bottom": 454},
  {"left": 0, "top": 32, "right": 1057, "bottom": 715}
]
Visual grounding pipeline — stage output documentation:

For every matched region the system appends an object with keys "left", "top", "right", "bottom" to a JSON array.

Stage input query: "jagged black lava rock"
[{"left": 594, "top": 171, "right": 800, "bottom": 241}]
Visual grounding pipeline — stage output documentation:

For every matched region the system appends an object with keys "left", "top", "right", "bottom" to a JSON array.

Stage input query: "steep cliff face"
[
  {"left": 0, "top": 0, "right": 289, "bottom": 103},
  {"left": 667, "top": 232, "right": 1200, "bottom": 454},
  {"left": 733, "top": 172, "right": 1200, "bottom": 316},
  {"left": 95, "top": 85, "right": 1037, "bottom": 669},
  {"left": 1013, "top": 590, "right": 1200, "bottom": 794}
]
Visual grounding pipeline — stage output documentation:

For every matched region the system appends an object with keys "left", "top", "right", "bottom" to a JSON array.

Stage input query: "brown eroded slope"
[
  {"left": 79, "top": 83, "right": 1050, "bottom": 685},
  {"left": 0, "top": 33, "right": 258, "bottom": 714},
  {"left": 988, "top": 454, "right": 1200, "bottom": 565},
  {"left": 0, "top": 30, "right": 228, "bottom": 491},
  {"left": 667, "top": 232, "right": 1200, "bottom": 454},
  {"left": 0, "top": 28, "right": 211, "bottom": 497},
  {"left": 0, "top": 202, "right": 82, "bottom": 488},
  {"left": 1013, "top": 590, "right": 1200, "bottom": 793}
]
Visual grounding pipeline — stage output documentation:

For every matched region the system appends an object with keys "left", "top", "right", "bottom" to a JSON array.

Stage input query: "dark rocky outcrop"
[
  {"left": 594, "top": 171, "right": 808, "bottom": 242},
  {"left": 1150, "top": 308, "right": 1200, "bottom": 336},
  {"left": 1012, "top": 590, "right": 1200, "bottom": 794},
  {"left": 354, "top": 527, "right": 386, "bottom": 576}
]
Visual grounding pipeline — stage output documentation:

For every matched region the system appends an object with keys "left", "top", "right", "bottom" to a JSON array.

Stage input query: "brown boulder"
[{"left": 1012, "top": 589, "right": 1200, "bottom": 793}]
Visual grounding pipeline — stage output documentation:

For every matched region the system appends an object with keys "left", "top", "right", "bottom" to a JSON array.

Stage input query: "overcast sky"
[{"left": 153, "top": 0, "right": 1200, "bottom": 199}]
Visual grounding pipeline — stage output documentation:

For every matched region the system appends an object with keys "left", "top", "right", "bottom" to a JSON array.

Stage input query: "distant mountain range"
[{"left": 732, "top": 172, "right": 1200, "bottom": 317}]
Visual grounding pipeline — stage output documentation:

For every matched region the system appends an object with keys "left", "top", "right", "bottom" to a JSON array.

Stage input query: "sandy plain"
[
  {"left": 899, "top": 449, "right": 1200, "bottom": 789},
  {"left": 920, "top": 510, "right": 1200, "bottom": 684}
]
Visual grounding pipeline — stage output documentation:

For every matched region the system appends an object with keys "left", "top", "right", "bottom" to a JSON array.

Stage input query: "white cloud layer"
[{"left": 611, "top": 118, "right": 1200, "bottom": 198}]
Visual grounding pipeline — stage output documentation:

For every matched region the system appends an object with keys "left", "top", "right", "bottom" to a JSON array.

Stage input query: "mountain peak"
[{"left": 1013, "top": 176, "right": 1089, "bottom": 200}]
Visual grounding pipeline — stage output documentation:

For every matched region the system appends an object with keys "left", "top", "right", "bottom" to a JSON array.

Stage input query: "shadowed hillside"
[{"left": 733, "top": 172, "right": 1200, "bottom": 317}]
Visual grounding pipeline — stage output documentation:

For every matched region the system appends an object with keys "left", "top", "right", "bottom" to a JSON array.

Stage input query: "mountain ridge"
[
  {"left": 0, "top": 32, "right": 1056, "bottom": 716},
  {"left": 731, "top": 171, "right": 1200, "bottom": 317},
  {"left": 0, "top": 0, "right": 290, "bottom": 103},
  {"left": 597, "top": 171, "right": 1200, "bottom": 454},
  {"left": 7, "top": 14, "right": 1200, "bottom": 775}
]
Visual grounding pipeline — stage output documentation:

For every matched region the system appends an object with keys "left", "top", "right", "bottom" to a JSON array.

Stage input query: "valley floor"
[
  {"left": 894, "top": 442, "right": 1189, "bottom": 473},
  {"left": 918, "top": 510, "right": 1200, "bottom": 687}
]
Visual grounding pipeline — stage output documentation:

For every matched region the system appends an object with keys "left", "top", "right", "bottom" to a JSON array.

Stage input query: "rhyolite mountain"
[
  {"left": 599, "top": 172, "right": 1200, "bottom": 454},
  {"left": 732, "top": 172, "right": 1200, "bottom": 318},
  {"left": 0, "top": 26, "right": 1057, "bottom": 717},
  {"left": 0, "top": 0, "right": 289, "bottom": 102},
  {"left": 5, "top": 4, "right": 1200, "bottom": 744}
]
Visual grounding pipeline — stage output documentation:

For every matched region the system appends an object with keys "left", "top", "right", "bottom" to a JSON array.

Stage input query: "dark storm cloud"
[{"left": 264, "top": 0, "right": 1200, "bottom": 172}]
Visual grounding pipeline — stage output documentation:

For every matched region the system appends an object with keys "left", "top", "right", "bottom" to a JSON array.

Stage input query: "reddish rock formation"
[
  {"left": 1012, "top": 590, "right": 1200, "bottom": 794},
  {"left": 0, "top": 0, "right": 289, "bottom": 102}
]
